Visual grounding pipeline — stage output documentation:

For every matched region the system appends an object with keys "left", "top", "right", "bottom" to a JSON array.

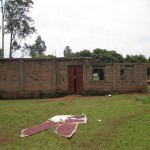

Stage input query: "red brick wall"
[
  {"left": 0, "top": 60, "right": 20, "bottom": 92},
  {"left": 23, "top": 60, "right": 53, "bottom": 92},
  {"left": 0, "top": 59, "right": 54, "bottom": 99},
  {"left": 0, "top": 58, "right": 149, "bottom": 99}
]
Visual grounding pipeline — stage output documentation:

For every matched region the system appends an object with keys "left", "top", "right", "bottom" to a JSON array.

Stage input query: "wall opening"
[
  {"left": 120, "top": 65, "right": 134, "bottom": 81},
  {"left": 93, "top": 66, "right": 105, "bottom": 80},
  {"left": 120, "top": 66, "right": 125, "bottom": 80}
]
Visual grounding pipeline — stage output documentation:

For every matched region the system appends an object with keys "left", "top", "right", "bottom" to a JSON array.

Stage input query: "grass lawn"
[{"left": 0, "top": 94, "right": 150, "bottom": 150}]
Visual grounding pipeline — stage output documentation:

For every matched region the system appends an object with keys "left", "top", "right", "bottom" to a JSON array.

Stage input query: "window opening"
[
  {"left": 93, "top": 66, "right": 105, "bottom": 80},
  {"left": 120, "top": 66, "right": 125, "bottom": 80},
  {"left": 120, "top": 65, "right": 134, "bottom": 81}
]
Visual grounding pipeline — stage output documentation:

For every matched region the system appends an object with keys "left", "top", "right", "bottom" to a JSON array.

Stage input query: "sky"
[{"left": 1, "top": 0, "right": 150, "bottom": 58}]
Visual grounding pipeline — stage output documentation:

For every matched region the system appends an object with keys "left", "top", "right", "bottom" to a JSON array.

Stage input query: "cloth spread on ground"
[
  {"left": 55, "top": 122, "right": 78, "bottom": 138},
  {"left": 21, "top": 114, "right": 87, "bottom": 138},
  {"left": 21, "top": 121, "right": 59, "bottom": 137}
]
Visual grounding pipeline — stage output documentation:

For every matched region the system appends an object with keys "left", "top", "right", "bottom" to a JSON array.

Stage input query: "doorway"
[{"left": 68, "top": 65, "right": 83, "bottom": 94}]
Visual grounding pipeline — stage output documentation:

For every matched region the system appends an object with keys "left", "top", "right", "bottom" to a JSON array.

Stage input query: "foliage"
[
  {"left": 65, "top": 48, "right": 150, "bottom": 63},
  {"left": 63, "top": 46, "right": 73, "bottom": 57},
  {"left": 74, "top": 50, "right": 92, "bottom": 57},
  {"left": 4, "top": 0, "right": 36, "bottom": 58},
  {"left": 42, "top": 54, "right": 55, "bottom": 58},
  {"left": 142, "top": 97, "right": 150, "bottom": 104},
  {"left": 64, "top": 48, "right": 92, "bottom": 58},
  {"left": 135, "top": 97, "right": 150, "bottom": 104},
  {"left": 148, "top": 57, "right": 150, "bottom": 63},
  {"left": 125, "top": 54, "right": 147, "bottom": 63},
  {"left": 91, "top": 48, "right": 124, "bottom": 63},
  {"left": 0, "top": 94, "right": 149, "bottom": 150},
  {"left": 24, "top": 36, "right": 47, "bottom": 58}
]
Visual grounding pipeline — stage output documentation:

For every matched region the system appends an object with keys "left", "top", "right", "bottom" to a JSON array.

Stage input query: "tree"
[
  {"left": 0, "top": 0, "right": 4, "bottom": 58},
  {"left": 125, "top": 54, "right": 147, "bottom": 63},
  {"left": 148, "top": 57, "right": 150, "bottom": 63},
  {"left": 4, "top": 0, "right": 36, "bottom": 58},
  {"left": 92, "top": 48, "right": 124, "bottom": 63},
  {"left": 74, "top": 50, "right": 92, "bottom": 57},
  {"left": 24, "top": 36, "right": 47, "bottom": 58},
  {"left": 63, "top": 46, "right": 73, "bottom": 57}
]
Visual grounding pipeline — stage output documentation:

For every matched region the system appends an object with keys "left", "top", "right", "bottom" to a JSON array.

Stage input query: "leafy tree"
[
  {"left": 92, "top": 48, "right": 124, "bottom": 63},
  {"left": 1, "top": 0, "right": 4, "bottom": 58},
  {"left": 63, "top": 46, "right": 73, "bottom": 57},
  {"left": 43, "top": 54, "right": 55, "bottom": 58},
  {"left": 24, "top": 36, "right": 47, "bottom": 58},
  {"left": 125, "top": 54, "right": 147, "bottom": 63},
  {"left": 74, "top": 50, "right": 92, "bottom": 57},
  {"left": 4, "top": 0, "right": 36, "bottom": 58}
]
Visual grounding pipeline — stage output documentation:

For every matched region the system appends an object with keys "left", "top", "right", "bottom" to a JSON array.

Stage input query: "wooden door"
[
  {"left": 76, "top": 65, "right": 83, "bottom": 93},
  {"left": 68, "top": 65, "right": 83, "bottom": 93}
]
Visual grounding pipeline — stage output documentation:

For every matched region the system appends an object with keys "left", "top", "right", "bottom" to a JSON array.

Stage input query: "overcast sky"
[{"left": 1, "top": 0, "right": 150, "bottom": 58}]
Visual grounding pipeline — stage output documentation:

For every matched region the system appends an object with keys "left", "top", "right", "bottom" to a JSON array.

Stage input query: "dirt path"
[{"left": 48, "top": 95, "right": 76, "bottom": 102}]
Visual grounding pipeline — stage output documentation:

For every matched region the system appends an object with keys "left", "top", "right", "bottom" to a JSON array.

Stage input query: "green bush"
[
  {"left": 142, "top": 97, "right": 150, "bottom": 104},
  {"left": 135, "top": 97, "right": 150, "bottom": 104}
]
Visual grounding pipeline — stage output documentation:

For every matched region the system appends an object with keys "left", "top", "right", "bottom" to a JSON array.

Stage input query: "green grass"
[
  {"left": 135, "top": 97, "right": 150, "bottom": 104},
  {"left": 0, "top": 94, "right": 150, "bottom": 150},
  {"left": 93, "top": 75, "right": 99, "bottom": 80}
]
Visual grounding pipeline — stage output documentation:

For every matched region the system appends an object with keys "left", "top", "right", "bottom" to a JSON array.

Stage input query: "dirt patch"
[
  {"left": 36, "top": 95, "right": 107, "bottom": 104},
  {"left": 36, "top": 95, "right": 81, "bottom": 103},
  {"left": 0, "top": 135, "right": 18, "bottom": 144},
  {"left": 0, "top": 100, "right": 16, "bottom": 102},
  {"left": 49, "top": 95, "right": 76, "bottom": 102},
  {"left": 128, "top": 92, "right": 150, "bottom": 97},
  {"left": 52, "top": 95, "right": 105, "bottom": 101}
]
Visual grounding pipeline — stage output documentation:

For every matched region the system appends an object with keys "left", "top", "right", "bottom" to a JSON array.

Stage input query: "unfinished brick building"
[{"left": 0, "top": 58, "right": 149, "bottom": 99}]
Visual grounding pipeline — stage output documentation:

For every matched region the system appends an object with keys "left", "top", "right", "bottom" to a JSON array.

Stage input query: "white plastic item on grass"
[
  {"left": 49, "top": 115, "right": 72, "bottom": 123},
  {"left": 67, "top": 114, "right": 87, "bottom": 124}
]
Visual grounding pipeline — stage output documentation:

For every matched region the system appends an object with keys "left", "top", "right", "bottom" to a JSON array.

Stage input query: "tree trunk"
[
  {"left": 1, "top": 0, "right": 4, "bottom": 58},
  {"left": 9, "top": 31, "right": 13, "bottom": 58}
]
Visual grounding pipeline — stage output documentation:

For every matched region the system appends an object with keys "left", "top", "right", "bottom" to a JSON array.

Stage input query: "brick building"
[{"left": 0, "top": 58, "right": 149, "bottom": 99}]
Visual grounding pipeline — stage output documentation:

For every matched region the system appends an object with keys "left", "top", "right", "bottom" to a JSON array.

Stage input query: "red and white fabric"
[{"left": 21, "top": 114, "right": 87, "bottom": 138}]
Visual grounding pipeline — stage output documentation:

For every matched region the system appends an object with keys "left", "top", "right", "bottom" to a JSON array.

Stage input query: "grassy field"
[{"left": 0, "top": 94, "right": 150, "bottom": 150}]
